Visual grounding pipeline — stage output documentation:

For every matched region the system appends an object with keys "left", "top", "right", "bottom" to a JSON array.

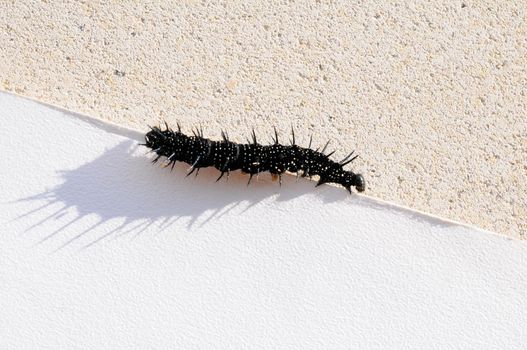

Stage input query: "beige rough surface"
[{"left": 1, "top": 1, "right": 526, "bottom": 237}]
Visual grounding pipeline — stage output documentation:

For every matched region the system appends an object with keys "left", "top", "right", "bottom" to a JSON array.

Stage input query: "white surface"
[{"left": 1, "top": 91, "right": 526, "bottom": 349}]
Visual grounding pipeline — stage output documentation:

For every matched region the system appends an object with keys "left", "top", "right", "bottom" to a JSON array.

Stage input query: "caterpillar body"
[{"left": 143, "top": 123, "right": 365, "bottom": 193}]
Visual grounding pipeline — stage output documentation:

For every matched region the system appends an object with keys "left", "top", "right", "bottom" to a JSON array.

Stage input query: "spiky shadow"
[{"left": 14, "top": 140, "right": 348, "bottom": 250}]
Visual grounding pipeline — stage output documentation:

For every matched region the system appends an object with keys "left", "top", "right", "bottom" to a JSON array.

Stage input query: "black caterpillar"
[{"left": 143, "top": 123, "right": 365, "bottom": 193}]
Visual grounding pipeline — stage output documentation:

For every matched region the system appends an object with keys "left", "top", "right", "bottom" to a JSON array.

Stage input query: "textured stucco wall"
[{"left": 0, "top": 1, "right": 525, "bottom": 237}]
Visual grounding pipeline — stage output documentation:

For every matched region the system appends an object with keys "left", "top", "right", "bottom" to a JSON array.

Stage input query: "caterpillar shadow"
[{"left": 16, "top": 140, "right": 350, "bottom": 250}]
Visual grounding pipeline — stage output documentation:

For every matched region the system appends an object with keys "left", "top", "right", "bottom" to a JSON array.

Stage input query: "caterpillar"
[{"left": 143, "top": 123, "right": 365, "bottom": 193}]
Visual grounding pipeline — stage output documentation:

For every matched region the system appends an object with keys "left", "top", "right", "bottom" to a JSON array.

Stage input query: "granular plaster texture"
[{"left": 0, "top": 1, "right": 525, "bottom": 237}]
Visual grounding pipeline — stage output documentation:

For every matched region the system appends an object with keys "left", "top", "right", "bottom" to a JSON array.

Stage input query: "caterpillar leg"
[
  {"left": 215, "top": 170, "right": 230, "bottom": 182},
  {"left": 186, "top": 167, "right": 197, "bottom": 177},
  {"left": 270, "top": 173, "right": 282, "bottom": 186},
  {"left": 247, "top": 173, "right": 254, "bottom": 186},
  {"left": 315, "top": 178, "right": 326, "bottom": 187}
]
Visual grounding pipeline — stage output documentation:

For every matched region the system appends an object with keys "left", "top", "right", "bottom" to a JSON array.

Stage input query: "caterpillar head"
[
  {"left": 342, "top": 173, "right": 365, "bottom": 193},
  {"left": 352, "top": 173, "right": 366, "bottom": 192}
]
